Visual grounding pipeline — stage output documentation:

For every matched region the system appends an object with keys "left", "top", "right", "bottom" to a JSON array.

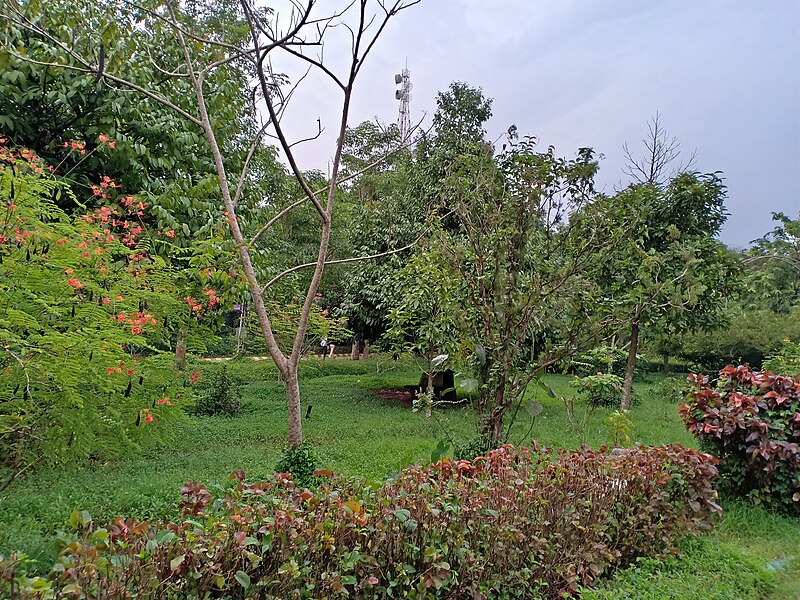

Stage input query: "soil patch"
[{"left": 375, "top": 386, "right": 419, "bottom": 408}]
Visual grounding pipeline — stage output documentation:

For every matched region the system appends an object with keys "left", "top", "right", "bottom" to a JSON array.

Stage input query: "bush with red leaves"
[
  {"left": 1, "top": 444, "right": 719, "bottom": 599},
  {"left": 679, "top": 365, "right": 800, "bottom": 515}
]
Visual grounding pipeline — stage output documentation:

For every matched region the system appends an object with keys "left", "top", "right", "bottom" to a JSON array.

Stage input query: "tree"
[
  {"left": 0, "top": 138, "right": 207, "bottom": 490},
  {"left": 595, "top": 116, "right": 737, "bottom": 408},
  {"left": 680, "top": 212, "right": 800, "bottom": 370},
  {"left": 0, "top": 0, "right": 268, "bottom": 241},
  {"left": 2, "top": 0, "right": 419, "bottom": 447},
  {"left": 338, "top": 121, "right": 424, "bottom": 344},
  {"left": 744, "top": 212, "right": 800, "bottom": 313},
  {"left": 588, "top": 174, "right": 740, "bottom": 409},
  {"left": 391, "top": 84, "right": 609, "bottom": 443}
]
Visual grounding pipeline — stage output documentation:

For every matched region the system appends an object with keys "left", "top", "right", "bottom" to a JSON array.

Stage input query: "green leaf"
[
  {"left": 234, "top": 570, "right": 251, "bottom": 588},
  {"left": 525, "top": 399, "right": 543, "bottom": 418},
  {"left": 459, "top": 378, "right": 479, "bottom": 393},
  {"left": 430, "top": 440, "right": 450, "bottom": 463},
  {"left": 169, "top": 554, "right": 185, "bottom": 571},
  {"left": 536, "top": 379, "right": 557, "bottom": 398}
]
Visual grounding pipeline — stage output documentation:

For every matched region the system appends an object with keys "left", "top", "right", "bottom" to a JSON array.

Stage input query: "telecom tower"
[{"left": 394, "top": 66, "right": 411, "bottom": 140}]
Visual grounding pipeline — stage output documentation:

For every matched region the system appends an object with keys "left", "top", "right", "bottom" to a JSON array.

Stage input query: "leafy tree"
[
  {"left": 1, "top": 0, "right": 419, "bottom": 448},
  {"left": 390, "top": 84, "right": 608, "bottom": 442},
  {"left": 0, "top": 0, "right": 270, "bottom": 241},
  {"left": 0, "top": 140, "right": 204, "bottom": 490},
  {"left": 743, "top": 212, "right": 800, "bottom": 313},
  {"left": 339, "top": 121, "right": 424, "bottom": 344},
  {"left": 586, "top": 174, "right": 740, "bottom": 408}
]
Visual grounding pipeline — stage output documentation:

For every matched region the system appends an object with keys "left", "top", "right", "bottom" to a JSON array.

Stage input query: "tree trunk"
[
  {"left": 361, "top": 339, "right": 370, "bottom": 360},
  {"left": 351, "top": 341, "right": 359, "bottom": 360},
  {"left": 174, "top": 333, "right": 187, "bottom": 370},
  {"left": 662, "top": 353, "right": 670, "bottom": 373},
  {"left": 285, "top": 365, "right": 303, "bottom": 447},
  {"left": 482, "top": 375, "right": 508, "bottom": 443},
  {"left": 621, "top": 316, "right": 640, "bottom": 410}
]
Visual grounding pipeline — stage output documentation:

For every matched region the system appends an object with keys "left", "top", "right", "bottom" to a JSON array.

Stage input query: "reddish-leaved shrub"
[
  {"left": 679, "top": 365, "right": 800, "bottom": 515},
  {"left": 1, "top": 444, "right": 719, "bottom": 599}
]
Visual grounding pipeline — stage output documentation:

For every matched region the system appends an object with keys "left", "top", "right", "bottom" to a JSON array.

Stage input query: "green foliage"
[
  {"left": 339, "top": 122, "right": 426, "bottom": 343},
  {"left": 744, "top": 212, "right": 800, "bottom": 313},
  {"left": 680, "top": 307, "right": 800, "bottom": 370},
  {"left": 274, "top": 443, "right": 319, "bottom": 488},
  {"left": 0, "top": 0, "right": 272, "bottom": 241},
  {"left": 679, "top": 366, "right": 800, "bottom": 515},
  {"left": 193, "top": 365, "right": 242, "bottom": 416},
  {"left": 571, "top": 373, "right": 624, "bottom": 408},
  {"left": 654, "top": 377, "right": 691, "bottom": 404},
  {"left": 604, "top": 410, "right": 634, "bottom": 447},
  {"left": 386, "top": 245, "right": 464, "bottom": 361},
  {"left": 453, "top": 437, "right": 496, "bottom": 460},
  {"left": 0, "top": 143, "right": 198, "bottom": 489},
  {"left": 570, "top": 345, "right": 630, "bottom": 377},
  {"left": 762, "top": 338, "right": 800, "bottom": 376},
  {"left": 0, "top": 444, "right": 721, "bottom": 599}
]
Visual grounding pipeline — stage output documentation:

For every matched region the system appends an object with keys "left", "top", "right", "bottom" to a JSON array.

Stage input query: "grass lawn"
[{"left": 1, "top": 357, "right": 797, "bottom": 598}]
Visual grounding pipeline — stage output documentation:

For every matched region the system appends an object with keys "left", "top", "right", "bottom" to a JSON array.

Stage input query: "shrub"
[
  {"left": 679, "top": 365, "right": 800, "bottom": 515},
  {"left": 193, "top": 365, "right": 242, "bottom": 416},
  {"left": 453, "top": 437, "right": 496, "bottom": 460},
  {"left": 570, "top": 346, "right": 629, "bottom": 377},
  {"left": 570, "top": 372, "right": 624, "bottom": 408},
  {"left": 762, "top": 339, "right": 800, "bottom": 377},
  {"left": 655, "top": 376, "right": 690, "bottom": 403},
  {"left": 0, "top": 444, "right": 720, "bottom": 599},
  {"left": 274, "top": 442, "right": 319, "bottom": 488}
]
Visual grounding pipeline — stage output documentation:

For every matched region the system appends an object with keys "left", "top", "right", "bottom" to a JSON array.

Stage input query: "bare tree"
[
  {"left": 622, "top": 112, "right": 696, "bottom": 185},
  {"left": 1, "top": 0, "right": 419, "bottom": 447}
]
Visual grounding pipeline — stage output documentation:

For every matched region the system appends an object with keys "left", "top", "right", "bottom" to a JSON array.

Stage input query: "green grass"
[
  {"left": 585, "top": 501, "right": 800, "bottom": 599},
  {"left": 1, "top": 357, "right": 797, "bottom": 598}
]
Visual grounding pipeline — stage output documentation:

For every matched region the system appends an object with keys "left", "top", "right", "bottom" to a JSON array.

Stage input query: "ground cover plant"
[{"left": 1, "top": 443, "right": 720, "bottom": 599}]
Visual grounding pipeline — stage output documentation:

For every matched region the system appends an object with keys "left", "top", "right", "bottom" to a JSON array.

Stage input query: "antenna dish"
[{"left": 394, "top": 66, "right": 411, "bottom": 139}]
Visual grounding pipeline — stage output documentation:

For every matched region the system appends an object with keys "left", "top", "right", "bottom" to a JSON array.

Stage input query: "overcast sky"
[{"left": 271, "top": 0, "right": 800, "bottom": 248}]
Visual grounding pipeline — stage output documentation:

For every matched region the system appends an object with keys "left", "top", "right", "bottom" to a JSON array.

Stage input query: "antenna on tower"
[{"left": 394, "top": 64, "right": 411, "bottom": 140}]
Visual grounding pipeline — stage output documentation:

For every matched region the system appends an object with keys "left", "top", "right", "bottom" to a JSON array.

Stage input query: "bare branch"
[
  {"left": 249, "top": 124, "right": 418, "bottom": 246},
  {"left": 623, "top": 112, "right": 684, "bottom": 185},
  {"left": 261, "top": 236, "right": 421, "bottom": 292}
]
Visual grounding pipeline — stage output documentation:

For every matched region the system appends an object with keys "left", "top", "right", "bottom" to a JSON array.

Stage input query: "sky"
[{"left": 269, "top": 0, "right": 800, "bottom": 248}]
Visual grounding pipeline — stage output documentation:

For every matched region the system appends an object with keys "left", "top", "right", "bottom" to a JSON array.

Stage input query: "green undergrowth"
[{"left": 0, "top": 356, "right": 793, "bottom": 598}]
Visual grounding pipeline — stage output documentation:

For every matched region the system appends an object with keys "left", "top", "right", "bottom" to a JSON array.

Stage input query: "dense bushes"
[
  {"left": 1, "top": 444, "right": 720, "bottom": 599},
  {"left": 679, "top": 365, "right": 800, "bottom": 514}
]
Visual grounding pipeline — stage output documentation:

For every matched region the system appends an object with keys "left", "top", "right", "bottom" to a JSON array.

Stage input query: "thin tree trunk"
[
  {"left": 621, "top": 314, "right": 640, "bottom": 410},
  {"left": 361, "top": 339, "right": 370, "bottom": 360},
  {"left": 483, "top": 374, "right": 509, "bottom": 443},
  {"left": 351, "top": 341, "right": 359, "bottom": 360},
  {"left": 662, "top": 353, "right": 670, "bottom": 373},
  {"left": 174, "top": 332, "right": 187, "bottom": 370},
  {"left": 285, "top": 365, "right": 303, "bottom": 447}
]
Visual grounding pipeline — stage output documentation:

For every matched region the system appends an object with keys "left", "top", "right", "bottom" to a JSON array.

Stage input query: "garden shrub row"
[
  {"left": 1, "top": 444, "right": 720, "bottom": 599},
  {"left": 679, "top": 365, "right": 800, "bottom": 514}
]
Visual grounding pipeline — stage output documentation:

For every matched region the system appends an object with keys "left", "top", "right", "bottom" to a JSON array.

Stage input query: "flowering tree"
[
  {"left": 0, "top": 0, "right": 418, "bottom": 447},
  {"left": 0, "top": 137, "right": 212, "bottom": 490}
]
